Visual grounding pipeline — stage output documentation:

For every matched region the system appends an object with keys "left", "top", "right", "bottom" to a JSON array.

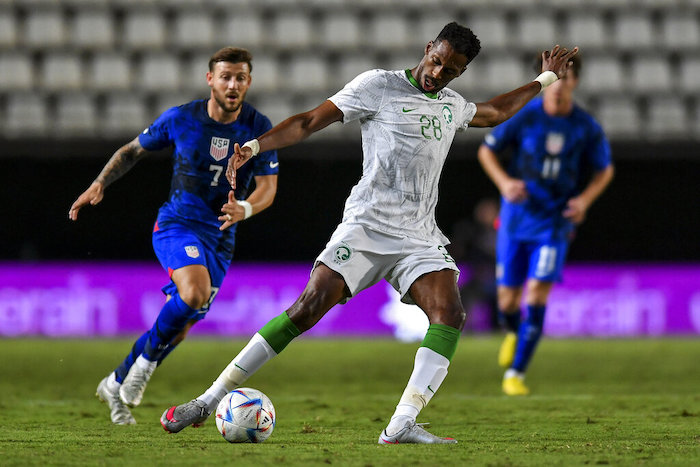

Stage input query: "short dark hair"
[
  {"left": 435, "top": 22, "right": 481, "bottom": 63},
  {"left": 534, "top": 52, "right": 581, "bottom": 78},
  {"left": 209, "top": 47, "right": 253, "bottom": 73}
]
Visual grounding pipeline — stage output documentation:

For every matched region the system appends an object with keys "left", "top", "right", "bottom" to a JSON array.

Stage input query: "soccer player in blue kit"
[
  {"left": 477, "top": 54, "right": 614, "bottom": 396},
  {"left": 69, "top": 47, "right": 279, "bottom": 424}
]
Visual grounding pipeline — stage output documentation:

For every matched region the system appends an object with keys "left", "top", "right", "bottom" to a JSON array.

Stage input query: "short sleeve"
[
  {"left": 328, "top": 69, "right": 387, "bottom": 124},
  {"left": 585, "top": 121, "right": 612, "bottom": 171},
  {"left": 456, "top": 101, "right": 477, "bottom": 131},
  {"left": 482, "top": 110, "right": 523, "bottom": 153},
  {"left": 138, "top": 107, "right": 177, "bottom": 151}
]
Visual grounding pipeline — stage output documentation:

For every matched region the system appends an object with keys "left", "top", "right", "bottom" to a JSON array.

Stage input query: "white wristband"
[
  {"left": 533, "top": 71, "right": 558, "bottom": 90},
  {"left": 242, "top": 139, "right": 260, "bottom": 157},
  {"left": 236, "top": 200, "right": 253, "bottom": 219}
]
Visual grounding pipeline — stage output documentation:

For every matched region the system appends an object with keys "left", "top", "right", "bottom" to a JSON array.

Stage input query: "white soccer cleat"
[
  {"left": 119, "top": 362, "right": 156, "bottom": 407},
  {"left": 96, "top": 376, "right": 136, "bottom": 425},
  {"left": 378, "top": 420, "right": 457, "bottom": 444}
]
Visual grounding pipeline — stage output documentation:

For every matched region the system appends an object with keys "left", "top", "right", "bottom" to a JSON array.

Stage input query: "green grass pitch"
[{"left": 0, "top": 336, "right": 698, "bottom": 466}]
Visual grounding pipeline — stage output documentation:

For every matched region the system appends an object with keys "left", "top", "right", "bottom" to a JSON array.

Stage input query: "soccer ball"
[{"left": 215, "top": 388, "right": 275, "bottom": 443}]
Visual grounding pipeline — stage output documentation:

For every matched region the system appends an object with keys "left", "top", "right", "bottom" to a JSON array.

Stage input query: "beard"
[{"left": 213, "top": 93, "right": 243, "bottom": 114}]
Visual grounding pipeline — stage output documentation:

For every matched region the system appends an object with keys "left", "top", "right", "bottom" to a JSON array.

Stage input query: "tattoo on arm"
[{"left": 94, "top": 138, "right": 148, "bottom": 187}]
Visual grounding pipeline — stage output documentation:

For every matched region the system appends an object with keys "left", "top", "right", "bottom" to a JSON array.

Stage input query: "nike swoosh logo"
[
  {"left": 402, "top": 107, "right": 417, "bottom": 113},
  {"left": 234, "top": 363, "right": 249, "bottom": 373},
  {"left": 269, "top": 162, "right": 279, "bottom": 168},
  {"left": 427, "top": 385, "right": 435, "bottom": 394}
]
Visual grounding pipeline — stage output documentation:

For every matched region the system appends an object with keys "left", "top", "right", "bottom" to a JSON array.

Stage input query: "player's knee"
[
  {"left": 498, "top": 295, "right": 519, "bottom": 313},
  {"left": 430, "top": 301, "right": 466, "bottom": 330},
  {"left": 179, "top": 284, "right": 212, "bottom": 310},
  {"left": 497, "top": 287, "right": 521, "bottom": 312}
]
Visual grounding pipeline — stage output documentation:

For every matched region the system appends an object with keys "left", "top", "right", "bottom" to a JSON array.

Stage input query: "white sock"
[
  {"left": 197, "top": 381, "right": 229, "bottom": 412},
  {"left": 504, "top": 368, "right": 525, "bottom": 380},
  {"left": 198, "top": 333, "right": 277, "bottom": 411},
  {"left": 386, "top": 347, "right": 450, "bottom": 436},
  {"left": 135, "top": 354, "right": 157, "bottom": 372},
  {"left": 107, "top": 372, "right": 120, "bottom": 393}
]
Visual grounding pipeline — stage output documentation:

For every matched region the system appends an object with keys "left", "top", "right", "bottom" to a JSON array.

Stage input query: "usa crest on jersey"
[
  {"left": 545, "top": 132, "right": 565, "bottom": 155},
  {"left": 210, "top": 136, "right": 230, "bottom": 161}
]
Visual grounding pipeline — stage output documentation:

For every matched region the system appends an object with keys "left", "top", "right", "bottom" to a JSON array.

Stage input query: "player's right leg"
[
  {"left": 161, "top": 265, "right": 348, "bottom": 433},
  {"left": 496, "top": 286, "right": 523, "bottom": 368},
  {"left": 494, "top": 235, "right": 528, "bottom": 375}
]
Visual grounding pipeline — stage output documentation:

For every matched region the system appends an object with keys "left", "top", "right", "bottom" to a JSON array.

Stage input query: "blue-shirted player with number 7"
[
  {"left": 478, "top": 54, "right": 614, "bottom": 396},
  {"left": 69, "top": 47, "right": 279, "bottom": 424}
]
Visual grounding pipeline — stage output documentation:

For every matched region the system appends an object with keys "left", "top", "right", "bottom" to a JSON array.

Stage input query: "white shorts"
[{"left": 314, "top": 223, "right": 460, "bottom": 305}]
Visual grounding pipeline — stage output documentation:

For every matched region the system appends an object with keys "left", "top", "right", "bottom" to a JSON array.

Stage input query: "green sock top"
[
  {"left": 258, "top": 312, "right": 302, "bottom": 354},
  {"left": 420, "top": 323, "right": 460, "bottom": 361}
]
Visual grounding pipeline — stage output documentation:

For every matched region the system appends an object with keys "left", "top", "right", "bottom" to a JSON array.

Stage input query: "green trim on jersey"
[{"left": 405, "top": 69, "right": 438, "bottom": 99}]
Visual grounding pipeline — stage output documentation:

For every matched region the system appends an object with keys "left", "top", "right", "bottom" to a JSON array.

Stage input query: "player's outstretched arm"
[
  {"left": 68, "top": 136, "right": 149, "bottom": 221},
  {"left": 226, "top": 101, "right": 343, "bottom": 187},
  {"left": 470, "top": 45, "right": 579, "bottom": 128}
]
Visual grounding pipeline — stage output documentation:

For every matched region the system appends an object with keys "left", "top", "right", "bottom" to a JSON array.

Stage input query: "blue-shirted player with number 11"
[
  {"left": 69, "top": 47, "right": 279, "bottom": 424},
  {"left": 478, "top": 54, "right": 614, "bottom": 396}
]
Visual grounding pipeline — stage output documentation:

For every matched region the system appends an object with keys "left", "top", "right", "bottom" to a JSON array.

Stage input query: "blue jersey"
[
  {"left": 483, "top": 97, "right": 611, "bottom": 242},
  {"left": 139, "top": 99, "right": 279, "bottom": 242}
]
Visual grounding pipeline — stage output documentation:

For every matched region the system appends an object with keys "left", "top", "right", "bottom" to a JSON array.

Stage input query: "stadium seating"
[
  {"left": 71, "top": 9, "right": 115, "bottom": 51},
  {"left": 0, "top": 1, "right": 697, "bottom": 140},
  {"left": 88, "top": 53, "right": 133, "bottom": 91},
  {"left": 4, "top": 93, "right": 49, "bottom": 137},
  {"left": 55, "top": 94, "right": 98, "bottom": 137},
  {"left": 0, "top": 53, "right": 33, "bottom": 91}
]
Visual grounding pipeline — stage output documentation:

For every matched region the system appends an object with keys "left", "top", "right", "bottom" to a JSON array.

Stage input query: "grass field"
[{"left": 0, "top": 336, "right": 698, "bottom": 466}]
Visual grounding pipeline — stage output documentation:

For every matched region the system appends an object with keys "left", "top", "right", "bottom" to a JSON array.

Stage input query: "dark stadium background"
[{"left": 1, "top": 139, "right": 697, "bottom": 262}]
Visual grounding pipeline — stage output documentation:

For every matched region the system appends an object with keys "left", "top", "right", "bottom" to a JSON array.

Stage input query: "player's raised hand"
[
  {"left": 226, "top": 142, "right": 255, "bottom": 189},
  {"left": 68, "top": 181, "right": 105, "bottom": 221},
  {"left": 541, "top": 45, "right": 579, "bottom": 78}
]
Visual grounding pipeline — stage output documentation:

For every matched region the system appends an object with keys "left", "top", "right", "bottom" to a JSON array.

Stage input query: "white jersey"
[{"left": 328, "top": 69, "right": 477, "bottom": 244}]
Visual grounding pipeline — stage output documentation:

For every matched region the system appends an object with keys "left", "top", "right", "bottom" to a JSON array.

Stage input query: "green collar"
[{"left": 405, "top": 69, "right": 438, "bottom": 99}]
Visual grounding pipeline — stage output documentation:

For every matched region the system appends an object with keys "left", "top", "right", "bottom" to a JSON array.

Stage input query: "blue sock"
[
  {"left": 499, "top": 309, "right": 521, "bottom": 333},
  {"left": 143, "top": 293, "right": 198, "bottom": 362},
  {"left": 156, "top": 339, "right": 182, "bottom": 367},
  {"left": 511, "top": 305, "right": 546, "bottom": 373},
  {"left": 114, "top": 331, "right": 150, "bottom": 383}
]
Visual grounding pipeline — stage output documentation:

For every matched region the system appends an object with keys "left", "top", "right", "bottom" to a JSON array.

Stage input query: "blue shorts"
[
  {"left": 496, "top": 233, "right": 569, "bottom": 286},
  {"left": 151, "top": 220, "right": 234, "bottom": 318}
]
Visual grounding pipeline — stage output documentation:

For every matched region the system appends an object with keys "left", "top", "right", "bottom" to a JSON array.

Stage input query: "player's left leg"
[
  {"left": 160, "top": 264, "right": 349, "bottom": 434},
  {"left": 379, "top": 268, "right": 463, "bottom": 444},
  {"left": 120, "top": 265, "right": 212, "bottom": 407},
  {"left": 154, "top": 319, "right": 196, "bottom": 366},
  {"left": 503, "top": 279, "right": 553, "bottom": 395}
]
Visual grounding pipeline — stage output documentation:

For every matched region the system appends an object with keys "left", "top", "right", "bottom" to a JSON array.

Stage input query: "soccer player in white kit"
[{"left": 162, "top": 23, "right": 578, "bottom": 444}]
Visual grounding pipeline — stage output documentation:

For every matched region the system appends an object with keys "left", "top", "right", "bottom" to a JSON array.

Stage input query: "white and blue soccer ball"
[{"left": 215, "top": 388, "right": 275, "bottom": 443}]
